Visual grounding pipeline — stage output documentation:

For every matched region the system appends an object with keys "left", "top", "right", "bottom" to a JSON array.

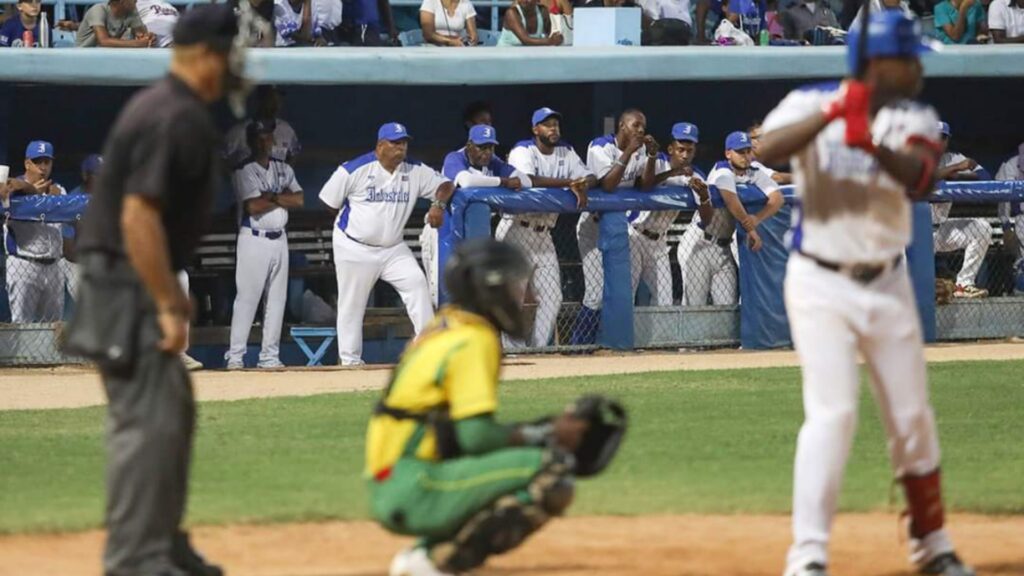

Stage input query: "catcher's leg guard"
[
  {"left": 433, "top": 451, "right": 574, "bottom": 573},
  {"left": 902, "top": 468, "right": 945, "bottom": 539}
]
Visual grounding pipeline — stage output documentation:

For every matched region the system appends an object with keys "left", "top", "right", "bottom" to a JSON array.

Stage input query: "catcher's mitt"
[
  {"left": 566, "top": 395, "right": 627, "bottom": 478},
  {"left": 936, "top": 278, "right": 955, "bottom": 306}
]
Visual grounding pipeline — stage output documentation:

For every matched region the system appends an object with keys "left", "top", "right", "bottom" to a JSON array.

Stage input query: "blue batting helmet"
[{"left": 846, "top": 11, "right": 936, "bottom": 76}]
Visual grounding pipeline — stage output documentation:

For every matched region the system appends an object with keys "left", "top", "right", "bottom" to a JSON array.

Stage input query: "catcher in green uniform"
[{"left": 365, "top": 238, "right": 627, "bottom": 576}]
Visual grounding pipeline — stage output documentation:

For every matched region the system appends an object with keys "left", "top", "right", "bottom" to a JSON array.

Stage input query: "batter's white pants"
[
  {"left": 496, "top": 218, "right": 562, "bottom": 348},
  {"left": 784, "top": 253, "right": 953, "bottom": 572},
  {"left": 577, "top": 213, "right": 603, "bottom": 310},
  {"left": 226, "top": 232, "right": 289, "bottom": 367},
  {"left": 933, "top": 218, "right": 991, "bottom": 288},
  {"left": 333, "top": 229, "right": 433, "bottom": 365},
  {"left": 6, "top": 256, "right": 63, "bottom": 323},
  {"left": 178, "top": 270, "right": 191, "bottom": 349},
  {"left": 628, "top": 229, "right": 673, "bottom": 306},
  {"left": 676, "top": 225, "right": 737, "bottom": 306},
  {"left": 418, "top": 219, "right": 439, "bottom": 308}
]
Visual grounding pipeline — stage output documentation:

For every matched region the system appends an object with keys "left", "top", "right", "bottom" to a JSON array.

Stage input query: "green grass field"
[{"left": 1, "top": 360, "right": 1022, "bottom": 535}]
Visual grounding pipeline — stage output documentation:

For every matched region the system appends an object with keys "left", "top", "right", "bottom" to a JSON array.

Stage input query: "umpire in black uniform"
[{"left": 64, "top": 5, "right": 245, "bottom": 576}]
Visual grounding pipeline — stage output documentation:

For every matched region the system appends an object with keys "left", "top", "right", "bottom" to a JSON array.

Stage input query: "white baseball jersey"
[
  {"left": 698, "top": 160, "right": 779, "bottom": 239},
  {"left": 136, "top": 0, "right": 178, "bottom": 47},
  {"left": 233, "top": 159, "right": 302, "bottom": 231},
  {"left": 587, "top": 134, "right": 649, "bottom": 189},
  {"left": 762, "top": 81, "right": 940, "bottom": 264},
  {"left": 224, "top": 118, "right": 302, "bottom": 167},
  {"left": 751, "top": 160, "right": 778, "bottom": 178},
  {"left": 996, "top": 154, "right": 1023, "bottom": 226},
  {"left": 4, "top": 180, "right": 67, "bottom": 260},
  {"left": 507, "top": 139, "right": 592, "bottom": 228},
  {"left": 931, "top": 152, "right": 986, "bottom": 224},
  {"left": 631, "top": 154, "right": 707, "bottom": 235},
  {"left": 319, "top": 152, "right": 449, "bottom": 248}
]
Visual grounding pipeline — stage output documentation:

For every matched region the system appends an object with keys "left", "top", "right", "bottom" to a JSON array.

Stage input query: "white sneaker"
[
  {"left": 257, "top": 359, "right": 285, "bottom": 369},
  {"left": 389, "top": 547, "right": 454, "bottom": 576},
  {"left": 180, "top": 354, "right": 204, "bottom": 371},
  {"left": 225, "top": 359, "right": 244, "bottom": 370},
  {"left": 784, "top": 563, "right": 829, "bottom": 576}
]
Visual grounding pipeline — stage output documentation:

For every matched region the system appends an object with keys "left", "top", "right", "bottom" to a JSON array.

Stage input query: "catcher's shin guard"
[
  {"left": 902, "top": 468, "right": 945, "bottom": 539},
  {"left": 433, "top": 451, "right": 574, "bottom": 572}
]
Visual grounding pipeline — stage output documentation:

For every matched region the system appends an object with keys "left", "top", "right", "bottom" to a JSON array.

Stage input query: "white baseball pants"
[
  {"left": 933, "top": 218, "right": 991, "bottom": 288},
  {"left": 496, "top": 218, "right": 562, "bottom": 348},
  {"left": 784, "top": 253, "right": 954, "bottom": 572},
  {"left": 6, "top": 256, "right": 63, "bottom": 323},
  {"left": 226, "top": 231, "right": 289, "bottom": 367},
  {"left": 418, "top": 218, "right": 439, "bottom": 308},
  {"left": 628, "top": 228, "right": 673, "bottom": 306},
  {"left": 333, "top": 229, "right": 433, "bottom": 365},
  {"left": 577, "top": 213, "right": 603, "bottom": 310},
  {"left": 676, "top": 225, "right": 737, "bottom": 306}
]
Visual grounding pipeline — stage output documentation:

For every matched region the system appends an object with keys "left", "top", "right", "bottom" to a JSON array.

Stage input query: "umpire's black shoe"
[
  {"left": 920, "top": 553, "right": 976, "bottom": 576},
  {"left": 172, "top": 532, "right": 224, "bottom": 576}
]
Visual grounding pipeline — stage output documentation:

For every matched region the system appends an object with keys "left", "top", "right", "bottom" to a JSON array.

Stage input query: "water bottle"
[
  {"left": 22, "top": 29, "right": 34, "bottom": 48},
  {"left": 759, "top": 27, "right": 769, "bottom": 46},
  {"left": 39, "top": 12, "right": 50, "bottom": 48}
]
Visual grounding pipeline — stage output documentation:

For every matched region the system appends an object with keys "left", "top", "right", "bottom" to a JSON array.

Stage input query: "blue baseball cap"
[
  {"left": 725, "top": 131, "right": 752, "bottom": 151},
  {"left": 531, "top": 107, "right": 561, "bottom": 127},
  {"left": 469, "top": 124, "right": 499, "bottom": 146},
  {"left": 671, "top": 122, "right": 699, "bottom": 143},
  {"left": 938, "top": 121, "right": 951, "bottom": 137},
  {"left": 26, "top": 141, "right": 54, "bottom": 160},
  {"left": 378, "top": 122, "right": 412, "bottom": 142},
  {"left": 81, "top": 154, "right": 103, "bottom": 174},
  {"left": 846, "top": 11, "right": 936, "bottom": 76}
]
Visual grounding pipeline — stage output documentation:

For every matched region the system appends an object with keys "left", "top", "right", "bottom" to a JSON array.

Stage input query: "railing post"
[{"left": 597, "top": 211, "right": 633, "bottom": 349}]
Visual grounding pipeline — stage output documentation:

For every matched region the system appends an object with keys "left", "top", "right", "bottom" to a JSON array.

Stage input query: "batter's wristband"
[{"left": 913, "top": 153, "right": 938, "bottom": 196}]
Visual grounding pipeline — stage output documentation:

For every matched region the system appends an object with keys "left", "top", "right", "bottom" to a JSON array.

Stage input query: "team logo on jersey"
[{"left": 366, "top": 187, "right": 411, "bottom": 204}]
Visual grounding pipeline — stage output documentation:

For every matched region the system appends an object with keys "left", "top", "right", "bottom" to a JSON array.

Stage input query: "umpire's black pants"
[{"left": 86, "top": 256, "right": 196, "bottom": 576}]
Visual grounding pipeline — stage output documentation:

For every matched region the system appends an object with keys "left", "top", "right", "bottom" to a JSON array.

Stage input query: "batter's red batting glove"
[{"left": 843, "top": 81, "right": 876, "bottom": 154}]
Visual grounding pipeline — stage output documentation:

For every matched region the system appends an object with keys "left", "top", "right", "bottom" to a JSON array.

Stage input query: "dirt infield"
[
  {"left": 3, "top": 342, "right": 1023, "bottom": 575},
  {"left": 2, "top": 514, "right": 1022, "bottom": 576},
  {"left": 3, "top": 341, "right": 1024, "bottom": 411}
]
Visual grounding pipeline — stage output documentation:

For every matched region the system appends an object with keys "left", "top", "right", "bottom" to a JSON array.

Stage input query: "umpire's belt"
[
  {"left": 633, "top": 227, "right": 662, "bottom": 241},
  {"left": 9, "top": 253, "right": 58, "bottom": 265},
  {"left": 800, "top": 250, "right": 902, "bottom": 284},
  {"left": 703, "top": 232, "right": 733, "bottom": 247},
  {"left": 245, "top": 227, "right": 284, "bottom": 240},
  {"left": 518, "top": 220, "right": 551, "bottom": 234}
]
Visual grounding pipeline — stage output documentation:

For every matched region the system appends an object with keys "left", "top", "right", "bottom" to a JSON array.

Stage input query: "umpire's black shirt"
[{"left": 78, "top": 74, "right": 221, "bottom": 271}]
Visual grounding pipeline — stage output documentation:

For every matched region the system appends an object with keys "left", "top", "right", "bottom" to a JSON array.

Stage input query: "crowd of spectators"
[{"left": 1, "top": 0, "right": 1021, "bottom": 47}]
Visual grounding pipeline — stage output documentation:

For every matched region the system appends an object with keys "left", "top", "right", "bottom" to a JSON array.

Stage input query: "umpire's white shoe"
[
  {"left": 784, "top": 562, "right": 829, "bottom": 576},
  {"left": 920, "top": 553, "right": 976, "bottom": 576},
  {"left": 389, "top": 547, "right": 454, "bottom": 576}
]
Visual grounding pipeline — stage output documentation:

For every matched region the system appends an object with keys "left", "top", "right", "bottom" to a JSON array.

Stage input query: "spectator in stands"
[
  {"left": 420, "top": 0, "right": 478, "bottom": 45},
  {"left": 850, "top": 0, "right": 914, "bottom": 26},
  {"left": 248, "top": 0, "right": 278, "bottom": 46},
  {"left": 462, "top": 100, "right": 493, "bottom": 133},
  {"left": 780, "top": 0, "right": 838, "bottom": 41},
  {"left": 933, "top": 122, "right": 992, "bottom": 299},
  {"left": 935, "top": 0, "right": 987, "bottom": 43},
  {"left": 5, "top": 141, "right": 66, "bottom": 324},
  {"left": 225, "top": 85, "right": 302, "bottom": 168},
  {"left": 76, "top": 0, "right": 154, "bottom": 47},
  {"left": 996, "top": 143, "right": 1024, "bottom": 263},
  {"left": 0, "top": 0, "right": 40, "bottom": 47},
  {"left": 275, "top": 0, "right": 344, "bottom": 45},
  {"left": 498, "top": 0, "right": 563, "bottom": 45},
  {"left": 694, "top": 0, "right": 761, "bottom": 44},
  {"left": 637, "top": 0, "right": 693, "bottom": 44},
  {"left": 340, "top": 0, "right": 398, "bottom": 45},
  {"left": 136, "top": 0, "right": 178, "bottom": 47},
  {"left": 988, "top": 0, "right": 1024, "bottom": 42},
  {"left": 748, "top": 121, "right": 792, "bottom": 185},
  {"left": 694, "top": 0, "right": 724, "bottom": 43}
]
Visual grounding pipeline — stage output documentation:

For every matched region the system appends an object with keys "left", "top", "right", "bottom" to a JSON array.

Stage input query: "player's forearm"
[
  {"left": 600, "top": 166, "right": 627, "bottom": 192},
  {"left": 245, "top": 197, "right": 278, "bottom": 215},
  {"left": 771, "top": 172, "right": 793, "bottom": 185},
  {"left": 639, "top": 157, "right": 657, "bottom": 191},
  {"left": 276, "top": 192, "right": 305, "bottom": 209},
  {"left": 721, "top": 190, "right": 754, "bottom": 230},
  {"left": 874, "top": 145, "right": 936, "bottom": 200},
  {"left": 121, "top": 195, "right": 180, "bottom": 310},
  {"left": 753, "top": 191, "right": 784, "bottom": 224},
  {"left": 435, "top": 182, "right": 455, "bottom": 204},
  {"left": 758, "top": 114, "right": 830, "bottom": 166},
  {"left": 529, "top": 176, "right": 574, "bottom": 188}
]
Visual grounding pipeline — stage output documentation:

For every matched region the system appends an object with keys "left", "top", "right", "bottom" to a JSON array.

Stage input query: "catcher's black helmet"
[{"left": 444, "top": 238, "right": 532, "bottom": 339}]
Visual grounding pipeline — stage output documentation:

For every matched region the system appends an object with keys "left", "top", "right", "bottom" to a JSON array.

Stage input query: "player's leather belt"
[
  {"left": 634, "top": 227, "right": 661, "bottom": 241},
  {"left": 246, "top": 227, "right": 284, "bottom": 240},
  {"left": 800, "top": 250, "right": 902, "bottom": 284},
  {"left": 10, "top": 254, "right": 58, "bottom": 265},
  {"left": 703, "top": 232, "right": 733, "bottom": 247},
  {"left": 518, "top": 220, "right": 550, "bottom": 233}
]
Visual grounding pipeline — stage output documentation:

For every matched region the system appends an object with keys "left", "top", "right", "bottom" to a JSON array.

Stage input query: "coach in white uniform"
[
  {"left": 760, "top": 12, "right": 974, "bottom": 576},
  {"left": 933, "top": 121, "right": 991, "bottom": 299},
  {"left": 420, "top": 124, "right": 531, "bottom": 306},
  {"left": 320, "top": 122, "right": 454, "bottom": 365},
  {"left": 504, "top": 107, "right": 594, "bottom": 348},
  {"left": 5, "top": 141, "right": 66, "bottom": 324},
  {"left": 996, "top": 143, "right": 1024, "bottom": 263},
  {"left": 677, "top": 131, "right": 782, "bottom": 306},
  {"left": 631, "top": 122, "right": 708, "bottom": 305},
  {"left": 226, "top": 120, "right": 304, "bottom": 369}
]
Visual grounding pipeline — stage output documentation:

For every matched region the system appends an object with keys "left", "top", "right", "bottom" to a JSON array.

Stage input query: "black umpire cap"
[{"left": 173, "top": 3, "right": 238, "bottom": 52}]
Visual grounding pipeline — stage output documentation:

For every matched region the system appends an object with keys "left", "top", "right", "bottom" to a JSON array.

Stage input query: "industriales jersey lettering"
[
  {"left": 319, "top": 151, "right": 449, "bottom": 248},
  {"left": 762, "top": 81, "right": 940, "bottom": 264}
]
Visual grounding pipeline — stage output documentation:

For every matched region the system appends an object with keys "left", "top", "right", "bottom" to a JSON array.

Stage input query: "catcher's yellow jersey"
[{"left": 364, "top": 306, "right": 502, "bottom": 478}]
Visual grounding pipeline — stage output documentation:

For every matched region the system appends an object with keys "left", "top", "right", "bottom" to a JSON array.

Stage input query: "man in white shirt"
[
  {"left": 575, "top": 109, "right": 657, "bottom": 343},
  {"left": 759, "top": 12, "right": 974, "bottom": 576},
  {"left": 677, "top": 131, "right": 781, "bottom": 306},
  {"left": 224, "top": 85, "right": 302, "bottom": 168},
  {"left": 319, "top": 122, "right": 454, "bottom": 365},
  {"left": 226, "top": 120, "right": 304, "bottom": 369},
  {"left": 932, "top": 121, "right": 992, "bottom": 299},
  {"left": 136, "top": 0, "right": 178, "bottom": 47},
  {"left": 504, "top": 107, "right": 595, "bottom": 348},
  {"left": 988, "top": 0, "right": 1024, "bottom": 43},
  {"left": 995, "top": 143, "right": 1024, "bottom": 263}
]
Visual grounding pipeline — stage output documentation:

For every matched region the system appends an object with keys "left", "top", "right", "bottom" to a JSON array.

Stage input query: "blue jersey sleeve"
[
  {"left": 489, "top": 156, "right": 516, "bottom": 179},
  {"left": 442, "top": 151, "right": 470, "bottom": 181}
]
